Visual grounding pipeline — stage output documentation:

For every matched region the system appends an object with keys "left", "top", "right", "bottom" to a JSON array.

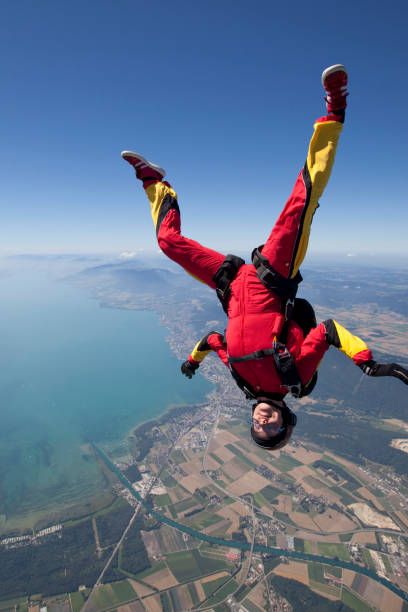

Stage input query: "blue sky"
[{"left": 1, "top": 0, "right": 407, "bottom": 258}]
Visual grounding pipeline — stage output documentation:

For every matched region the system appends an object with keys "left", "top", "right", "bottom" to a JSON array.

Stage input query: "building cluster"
[{"left": 1, "top": 524, "right": 62, "bottom": 550}]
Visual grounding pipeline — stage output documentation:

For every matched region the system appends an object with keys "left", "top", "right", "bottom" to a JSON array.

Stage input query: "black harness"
[{"left": 212, "top": 246, "right": 311, "bottom": 399}]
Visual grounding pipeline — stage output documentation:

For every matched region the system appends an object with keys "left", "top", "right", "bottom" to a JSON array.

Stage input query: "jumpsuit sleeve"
[
  {"left": 187, "top": 332, "right": 229, "bottom": 367},
  {"left": 295, "top": 319, "right": 373, "bottom": 386}
]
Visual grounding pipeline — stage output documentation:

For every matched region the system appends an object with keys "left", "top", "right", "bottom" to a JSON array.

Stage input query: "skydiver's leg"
[
  {"left": 261, "top": 116, "right": 343, "bottom": 279},
  {"left": 261, "top": 66, "right": 348, "bottom": 279},
  {"left": 144, "top": 181, "right": 225, "bottom": 287},
  {"left": 121, "top": 152, "right": 225, "bottom": 288}
]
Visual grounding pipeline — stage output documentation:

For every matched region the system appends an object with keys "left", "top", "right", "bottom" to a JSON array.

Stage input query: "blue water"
[{"left": 0, "top": 271, "right": 211, "bottom": 524}]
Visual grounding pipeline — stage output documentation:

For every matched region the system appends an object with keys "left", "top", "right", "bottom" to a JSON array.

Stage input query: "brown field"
[
  {"left": 217, "top": 500, "right": 248, "bottom": 519},
  {"left": 342, "top": 569, "right": 356, "bottom": 588},
  {"left": 291, "top": 464, "right": 319, "bottom": 484},
  {"left": 208, "top": 442, "right": 236, "bottom": 463},
  {"left": 167, "top": 488, "right": 182, "bottom": 504},
  {"left": 142, "top": 567, "right": 178, "bottom": 589},
  {"left": 204, "top": 455, "right": 221, "bottom": 471},
  {"left": 286, "top": 445, "right": 323, "bottom": 464},
  {"left": 276, "top": 534, "right": 287, "bottom": 549},
  {"left": 175, "top": 584, "right": 194, "bottom": 610},
  {"left": 179, "top": 473, "right": 206, "bottom": 493},
  {"left": 182, "top": 456, "right": 203, "bottom": 475},
  {"left": 128, "top": 579, "right": 154, "bottom": 597},
  {"left": 273, "top": 560, "right": 310, "bottom": 585},
  {"left": 289, "top": 511, "right": 319, "bottom": 530},
  {"left": 381, "top": 588, "right": 404, "bottom": 612},
  {"left": 227, "top": 470, "right": 271, "bottom": 495},
  {"left": 313, "top": 509, "right": 357, "bottom": 532},
  {"left": 352, "top": 531, "right": 377, "bottom": 545},
  {"left": 247, "top": 581, "right": 268, "bottom": 609},
  {"left": 363, "top": 578, "right": 385, "bottom": 609},
  {"left": 357, "top": 487, "right": 385, "bottom": 511},
  {"left": 140, "top": 595, "right": 162, "bottom": 612},
  {"left": 221, "top": 458, "right": 250, "bottom": 480},
  {"left": 201, "top": 571, "right": 229, "bottom": 583},
  {"left": 193, "top": 579, "right": 206, "bottom": 601},
  {"left": 141, "top": 531, "right": 161, "bottom": 557},
  {"left": 302, "top": 478, "right": 342, "bottom": 504},
  {"left": 394, "top": 511, "right": 408, "bottom": 530},
  {"left": 276, "top": 494, "right": 292, "bottom": 514},
  {"left": 117, "top": 604, "right": 145, "bottom": 612},
  {"left": 215, "top": 429, "right": 244, "bottom": 446}
]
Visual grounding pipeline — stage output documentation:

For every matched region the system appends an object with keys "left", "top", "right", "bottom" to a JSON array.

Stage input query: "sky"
[{"left": 1, "top": 0, "right": 407, "bottom": 258}]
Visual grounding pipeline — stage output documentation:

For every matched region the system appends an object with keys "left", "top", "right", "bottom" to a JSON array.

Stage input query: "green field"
[
  {"left": 361, "top": 549, "right": 375, "bottom": 571},
  {"left": 381, "top": 553, "right": 392, "bottom": 573},
  {"left": 210, "top": 452, "right": 224, "bottom": 465},
  {"left": 69, "top": 592, "right": 85, "bottom": 612},
  {"left": 187, "top": 581, "right": 199, "bottom": 605},
  {"left": 241, "top": 598, "right": 265, "bottom": 612},
  {"left": 172, "top": 450, "right": 187, "bottom": 464},
  {"left": 225, "top": 444, "right": 257, "bottom": 469},
  {"left": 214, "top": 479, "right": 228, "bottom": 488},
  {"left": 133, "top": 560, "right": 166, "bottom": 579},
  {"left": 166, "top": 549, "right": 228, "bottom": 582},
  {"left": 303, "top": 540, "right": 313, "bottom": 553},
  {"left": 92, "top": 584, "right": 121, "bottom": 609},
  {"left": 205, "top": 579, "right": 238, "bottom": 606},
  {"left": 154, "top": 493, "right": 172, "bottom": 506},
  {"left": 271, "top": 453, "right": 302, "bottom": 472},
  {"left": 317, "top": 542, "right": 351, "bottom": 562},
  {"left": 260, "top": 484, "right": 282, "bottom": 501},
  {"left": 253, "top": 491, "right": 268, "bottom": 507},
  {"left": 341, "top": 587, "right": 376, "bottom": 612},
  {"left": 193, "top": 513, "right": 224, "bottom": 530},
  {"left": 111, "top": 580, "right": 136, "bottom": 601},
  {"left": 171, "top": 496, "right": 197, "bottom": 514},
  {"left": 202, "top": 575, "right": 229, "bottom": 596}
]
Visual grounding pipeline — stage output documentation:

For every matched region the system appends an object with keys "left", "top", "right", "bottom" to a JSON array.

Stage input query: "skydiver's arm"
[
  {"left": 296, "top": 319, "right": 373, "bottom": 386},
  {"left": 298, "top": 318, "right": 408, "bottom": 387},
  {"left": 181, "top": 331, "right": 228, "bottom": 378}
]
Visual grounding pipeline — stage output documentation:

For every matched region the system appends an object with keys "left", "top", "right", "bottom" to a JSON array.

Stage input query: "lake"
[{"left": 0, "top": 268, "right": 211, "bottom": 531}]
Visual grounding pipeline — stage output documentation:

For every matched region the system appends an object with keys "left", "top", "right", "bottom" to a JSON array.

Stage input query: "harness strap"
[
  {"left": 228, "top": 341, "right": 303, "bottom": 398},
  {"left": 212, "top": 254, "right": 245, "bottom": 314},
  {"left": 228, "top": 363, "right": 285, "bottom": 401},
  {"left": 251, "top": 246, "right": 302, "bottom": 320}
]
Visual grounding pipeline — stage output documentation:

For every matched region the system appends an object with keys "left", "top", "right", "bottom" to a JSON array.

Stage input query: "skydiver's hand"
[
  {"left": 359, "top": 360, "right": 408, "bottom": 385},
  {"left": 181, "top": 360, "right": 199, "bottom": 379}
]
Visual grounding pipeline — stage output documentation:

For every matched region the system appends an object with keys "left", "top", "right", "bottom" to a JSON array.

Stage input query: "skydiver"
[{"left": 121, "top": 65, "right": 408, "bottom": 452}]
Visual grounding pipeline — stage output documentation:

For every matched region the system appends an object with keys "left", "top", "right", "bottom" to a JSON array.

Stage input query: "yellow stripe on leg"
[
  {"left": 145, "top": 182, "right": 178, "bottom": 230},
  {"left": 291, "top": 121, "right": 343, "bottom": 277}
]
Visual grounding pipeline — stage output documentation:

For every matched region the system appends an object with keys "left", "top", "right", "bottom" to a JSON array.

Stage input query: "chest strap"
[
  {"left": 212, "top": 254, "right": 245, "bottom": 314},
  {"left": 252, "top": 246, "right": 302, "bottom": 320},
  {"left": 229, "top": 341, "right": 303, "bottom": 398}
]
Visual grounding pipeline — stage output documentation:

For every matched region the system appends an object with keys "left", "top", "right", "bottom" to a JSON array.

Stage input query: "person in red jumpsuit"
[{"left": 121, "top": 65, "right": 408, "bottom": 451}]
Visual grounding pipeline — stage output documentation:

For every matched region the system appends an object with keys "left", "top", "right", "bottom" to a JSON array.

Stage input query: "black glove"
[
  {"left": 181, "top": 360, "right": 199, "bottom": 379},
  {"left": 359, "top": 360, "right": 408, "bottom": 385}
]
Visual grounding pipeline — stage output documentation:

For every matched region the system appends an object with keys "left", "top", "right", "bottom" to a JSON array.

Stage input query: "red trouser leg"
[
  {"left": 261, "top": 117, "right": 343, "bottom": 279},
  {"left": 144, "top": 181, "right": 225, "bottom": 288}
]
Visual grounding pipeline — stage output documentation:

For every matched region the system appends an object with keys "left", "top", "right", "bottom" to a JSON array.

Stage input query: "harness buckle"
[{"left": 284, "top": 298, "right": 295, "bottom": 321}]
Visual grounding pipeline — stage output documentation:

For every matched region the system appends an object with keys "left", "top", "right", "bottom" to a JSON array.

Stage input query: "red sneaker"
[
  {"left": 121, "top": 151, "right": 166, "bottom": 181},
  {"left": 321, "top": 64, "right": 348, "bottom": 112}
]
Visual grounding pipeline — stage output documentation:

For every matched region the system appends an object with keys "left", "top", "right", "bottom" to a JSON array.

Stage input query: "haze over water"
[{"left": 0, "top": 267, "right": 211, "bottom": 530}]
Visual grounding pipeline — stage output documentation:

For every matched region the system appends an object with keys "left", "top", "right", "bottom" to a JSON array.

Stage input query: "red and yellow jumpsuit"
[{"left": 142, "top": 114, "right": 372, "bottom": 398}]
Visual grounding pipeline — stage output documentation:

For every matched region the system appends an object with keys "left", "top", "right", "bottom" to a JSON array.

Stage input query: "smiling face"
[{"left": 252, "top": 401, "right": 284, "bottom": 439}]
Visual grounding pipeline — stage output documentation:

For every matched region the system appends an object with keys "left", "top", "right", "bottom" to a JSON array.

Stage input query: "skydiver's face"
[{"left": 252, "top": 401, "right": 284, "bottom": 439}]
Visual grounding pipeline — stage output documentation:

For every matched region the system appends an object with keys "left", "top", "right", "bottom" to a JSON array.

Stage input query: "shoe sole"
[
  {"left": 321, "top": 64, "right": 347, "bottom": 86},
  {"left": 121, "top": 151, "right": 165, "bottom": 178}
]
